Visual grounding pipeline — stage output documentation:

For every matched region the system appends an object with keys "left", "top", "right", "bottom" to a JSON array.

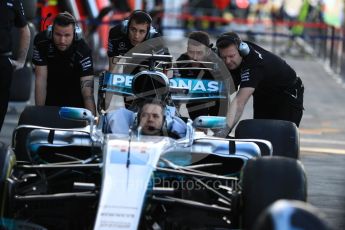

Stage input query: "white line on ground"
[
  {"left": 301, "top": 138, "right": 345, "bottom": 145},
  {"left": 301, "top": 147, "right": 345, "bottom": 155}
]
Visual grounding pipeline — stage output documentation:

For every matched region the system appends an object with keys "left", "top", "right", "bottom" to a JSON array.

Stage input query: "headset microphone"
[
  {"left": 41, "top": 13, "right": 52, "bottom": 31},
  {"left": 147, "top": 126, "right": 160, "bottom": 131}
]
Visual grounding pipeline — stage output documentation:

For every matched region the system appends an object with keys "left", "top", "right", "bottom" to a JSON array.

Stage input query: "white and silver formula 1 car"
[{"left": 0, "top": 53, "right": 306, "bottom": 230}]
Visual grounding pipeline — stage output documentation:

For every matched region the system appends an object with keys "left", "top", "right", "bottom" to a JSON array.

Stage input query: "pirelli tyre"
[
  {"left": 0, "top": 142, "right": 16, "bottom": 217},
  {"left": 241, "top": 156, "right": 307, "bottom": 230},
  {"left": 235, "top": 119, "right": 300, "bottom": 159},
  {"left": 14, "top": 106, "right": 86, "bottom": 162},
  {"left": 9, "top": 66, "right": 32, "bottom": 102}
]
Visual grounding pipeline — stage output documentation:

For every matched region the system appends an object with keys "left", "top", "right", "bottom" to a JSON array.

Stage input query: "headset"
[
  {"left": 216, "top": 33, "right": 250, "bottom": 57},
  {"left": 46, "top": 12, "right": 83, "bottom": 41},
  {"left": 121, "top": 10, "right": 157, "bottom": 40}
]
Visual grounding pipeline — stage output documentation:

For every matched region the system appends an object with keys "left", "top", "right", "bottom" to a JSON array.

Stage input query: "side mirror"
[
  {"left": 59, "top": 107, "right": 94, "bottom": 124},
  {"left": 59, "top": 107, "right": 102, "bottom": 142},
  {"left": 192, "top": 116, "right": 227, "bottom": 129}
]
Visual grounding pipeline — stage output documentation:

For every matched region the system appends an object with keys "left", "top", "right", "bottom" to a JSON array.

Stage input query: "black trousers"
[
  {"left": 254, "top": 101, "right": 303, "bottom": 127},
  {"left": 0, "top": 56, "right": 13, "bottom": 132},
  {"left": 253, "top": 78, "right": 304, "bottom": 127}
]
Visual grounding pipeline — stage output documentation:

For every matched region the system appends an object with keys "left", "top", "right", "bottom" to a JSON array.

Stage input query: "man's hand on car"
[{"left": 213, "top": 125, "right": 232, "bottom": 138}]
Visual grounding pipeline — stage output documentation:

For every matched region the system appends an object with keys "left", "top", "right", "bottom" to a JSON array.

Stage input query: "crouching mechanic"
[
  {"left": 105, "top": 99, "right": 186, "bottom": 138},
  {"left": 176, "top": 31, "right": 225, "bottom": 120}
]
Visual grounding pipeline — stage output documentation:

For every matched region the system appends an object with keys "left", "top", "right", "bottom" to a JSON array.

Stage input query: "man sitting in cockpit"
[{"left": 105, "top": 98, "right": 187, "bottom": 138}]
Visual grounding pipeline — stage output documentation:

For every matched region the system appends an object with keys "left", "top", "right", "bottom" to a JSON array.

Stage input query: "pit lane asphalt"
[{"left": 1, "top": 47, "right": 344, "bottom": 230}]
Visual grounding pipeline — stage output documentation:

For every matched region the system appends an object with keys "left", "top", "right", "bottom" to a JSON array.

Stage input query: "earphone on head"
[
  {"left": 121, "top": 10, "right": 157, "bottom": 40},
  {"left": 134, "top": 100, "right": 168, "bottom": 135},
  {"left": 216, "top": 33, "right": 250, "bottom": 57},
  {"left": 46, "top": 12, "right": 83, "bottom": 41}
]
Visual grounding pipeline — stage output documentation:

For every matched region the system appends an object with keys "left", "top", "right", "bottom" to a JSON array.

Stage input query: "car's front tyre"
[{"left": 241, "top": 156, "right": 307, "bottom": 229}]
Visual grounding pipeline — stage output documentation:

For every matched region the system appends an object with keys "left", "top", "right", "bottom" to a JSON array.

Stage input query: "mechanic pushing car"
[
  {"left": 215, "top": 32, "right": 304, "bottom": 137},
  {"left": 107, "top": 10, "right": 169, "bottom": 109},
  {"left": 32, "top": 12, "right": 96, "bottom": 115},
  {"left": 176, "top": 31, "right": 227, "bottom": 120},
  {"left": 107, "top": 10, "right": 166, "bottom": 72},
  {"left": 0, "top": 0, "right": 30, "bottom": 132}
]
